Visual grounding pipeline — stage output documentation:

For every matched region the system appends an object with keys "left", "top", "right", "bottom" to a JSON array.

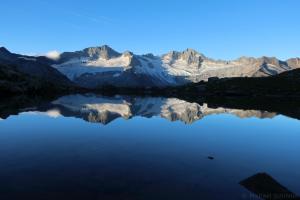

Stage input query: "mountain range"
[{"left": 1, "top": 45, "right": 300, "bottom": 89}]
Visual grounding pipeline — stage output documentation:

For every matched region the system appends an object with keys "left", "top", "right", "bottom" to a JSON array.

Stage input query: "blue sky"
[{"left": 1, "top": 0, "right": 299, "bottom": 60}]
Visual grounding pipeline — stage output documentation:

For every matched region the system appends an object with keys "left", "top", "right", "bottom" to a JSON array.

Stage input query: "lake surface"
[{"left": 0, "top": 94, "right": 299, "bottom": 200}]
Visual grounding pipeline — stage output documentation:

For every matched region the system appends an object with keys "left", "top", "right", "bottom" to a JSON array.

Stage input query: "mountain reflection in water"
[{"left": 0, "top": 94, "right": 279, "bottom": 124}]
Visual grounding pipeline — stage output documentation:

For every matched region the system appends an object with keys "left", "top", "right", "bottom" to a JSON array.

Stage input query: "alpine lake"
[{"left": 0, "top": 93, "right": 299, "bottom": 200}]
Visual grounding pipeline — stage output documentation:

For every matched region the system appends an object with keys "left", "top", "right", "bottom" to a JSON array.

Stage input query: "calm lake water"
[{"left": 0, "top": 94, "right": 299, "bottom": 200}]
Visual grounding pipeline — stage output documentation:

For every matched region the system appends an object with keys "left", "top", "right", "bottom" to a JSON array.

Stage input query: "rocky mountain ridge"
[
  {"left": 48, "top": 45, "right": 300, "bottom": 88},
  {"left": 1, "top": 45, "right": 300, "bottom": 89}
]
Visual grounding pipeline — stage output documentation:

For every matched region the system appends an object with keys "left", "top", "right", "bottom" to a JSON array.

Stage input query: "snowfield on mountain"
[
  {"left": 49, "top": 45, "right": 300, "bottom": 88},
  {"left": 1, "top": 45, "right": 300, "bottom": 89}
]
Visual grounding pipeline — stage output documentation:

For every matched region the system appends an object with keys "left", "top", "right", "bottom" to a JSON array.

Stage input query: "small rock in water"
[{"left": 207, "top": 156, "right": 214, "bottom": 160}]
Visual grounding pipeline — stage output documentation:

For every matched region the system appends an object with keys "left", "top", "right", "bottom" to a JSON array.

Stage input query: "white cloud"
[
  {"left": 46, "top": 50, "right": 61, "bottom": 60},
  {"left": 45, "top": 109, "right": 62, "bottom": 118},
  {"left": 24, "top": 109, "right": 62, "bottom": 118}
]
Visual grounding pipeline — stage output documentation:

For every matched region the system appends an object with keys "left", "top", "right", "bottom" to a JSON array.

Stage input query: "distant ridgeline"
[{"left": 1, "top": 45, "right": 300, "bottom": 96}]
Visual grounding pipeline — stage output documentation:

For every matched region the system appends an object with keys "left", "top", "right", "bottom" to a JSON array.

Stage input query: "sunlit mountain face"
[
  {"left": 45, "top": 45, "right": 300, "bottom": 88},
  {"left": 2, "top": 46, "right": 300, "bottom": 89}
]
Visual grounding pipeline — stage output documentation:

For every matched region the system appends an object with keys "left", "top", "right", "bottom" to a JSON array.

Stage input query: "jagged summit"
[
  {"left": 184, "top": 48, "right": 206, "bottom": 57},
  {"left": 57, "top": 45, "right": 121, "bottom": 63},
  {"left": 180, "top": 48, "right": 206, "bottom": 66},
  {"left": 164, "top": 48, "right": 206, "bottom": 58},
  {"left": 83, "top": 45, "right": 121, "bottom": 60},
  {"left": 162, "top": 48, "right": 206, "bottom": 67}
]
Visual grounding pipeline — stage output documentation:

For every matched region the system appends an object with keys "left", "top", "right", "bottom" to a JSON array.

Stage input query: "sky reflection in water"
[{"left": 0, "top": 94, "right": 299, "bottom": 200}]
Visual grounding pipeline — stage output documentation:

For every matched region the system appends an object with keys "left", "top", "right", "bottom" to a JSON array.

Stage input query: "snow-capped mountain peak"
[
  {"left": 38, "top": 45, "right": 300, "bottom": 88},
  {"left": 83, "top": 45, "right": 121, "bottom": 60},
  {"left": 162, "top": 48, "right": 206, "bottom": 68}
]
